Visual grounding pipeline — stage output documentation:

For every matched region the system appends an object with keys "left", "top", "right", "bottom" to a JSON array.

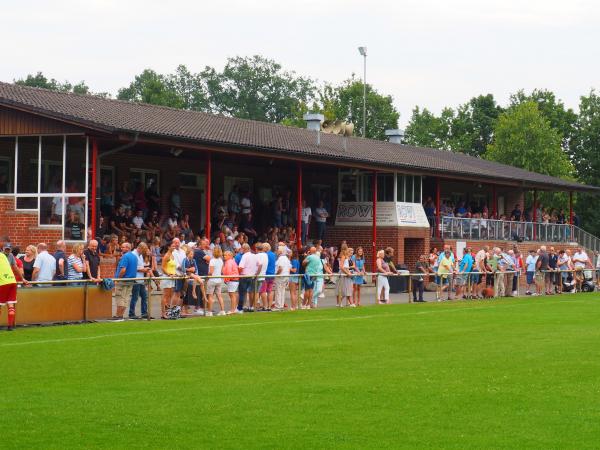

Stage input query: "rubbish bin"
[{"left": 389, "top": 266, "right": 409, "bottom": 293}]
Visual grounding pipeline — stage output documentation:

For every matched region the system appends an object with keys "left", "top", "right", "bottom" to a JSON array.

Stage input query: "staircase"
[{"left": 572, "top": 226, "right": 600, "bottom": 254}]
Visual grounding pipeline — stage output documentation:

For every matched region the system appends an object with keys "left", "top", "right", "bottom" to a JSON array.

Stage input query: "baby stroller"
[
  {"left": 567, "top": 269, "right": 596, "bottom": 293},
  {"left": 562, "top": 275, "right": 576, "bottom": 293},
  {"left": 580, "top": 270, "right": 596, "bottom": 292}
]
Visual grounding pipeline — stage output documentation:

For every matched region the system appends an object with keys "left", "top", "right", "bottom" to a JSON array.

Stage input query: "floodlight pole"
[{"left": 358, "top": 46, "right": 367, "bottom": 138}]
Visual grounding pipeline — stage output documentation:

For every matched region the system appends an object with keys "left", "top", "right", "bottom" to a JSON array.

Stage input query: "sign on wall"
[{"left": 335, "top": 202, "right": 430, "bottom": 228}]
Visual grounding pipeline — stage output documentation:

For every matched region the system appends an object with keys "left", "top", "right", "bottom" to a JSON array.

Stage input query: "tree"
[
  {"left": 117, "top": 69, "right": 184, "bottom": 108},
  {"left": 166, "top": 65, "right": 209, "bottom": 111},
  {"left": 203, "top": 55, "right": 316, "bottom": 123},
  {"left": 323, "top": 77, "right": 400, "bottom": 140},
  {"left": 571, "top": 90, "right": 600, "bottom": 234},
  {"left": 405, "top": 94, "right": 502, "bottom": 155},
  {"left": 486, "top": 101, "right": 573, "bottom": 178},
  {"left": 486, "top": 101, "right": 575, "bottom": 209},
  {"left": 404, "top": 106, "right": 452, "bottom": 149},
  {"left": 509, "top": 89, "right": 577, "bottom": 154},
  {"left": 449, "top": 94, "right": 503, "bottom": 156},
  {"left": 15, "top": 72, "right": 92, "bottom": 95}
]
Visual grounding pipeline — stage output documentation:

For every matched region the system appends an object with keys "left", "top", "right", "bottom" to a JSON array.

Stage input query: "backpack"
[{"left": 166, "top": 305, "right": 181, "bottom": 320}]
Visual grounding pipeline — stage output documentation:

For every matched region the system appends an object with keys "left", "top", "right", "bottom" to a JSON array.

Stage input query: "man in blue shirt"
[
  {"left": 264, "top": 243, "right": 277, "bottom": 309},
  {"left": 455, "top": 247, "right": 473, "bottom": 299},
  {"left": 129, "top": 243, "right": 151, "bottom": 319},
  {"left": 114, "top": 242, "right": 139, "bottom": 319}
]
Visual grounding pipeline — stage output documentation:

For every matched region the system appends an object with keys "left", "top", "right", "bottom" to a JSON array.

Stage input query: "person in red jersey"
[{"left": 0, "top": 238, "right": 28, "bottom": 331}]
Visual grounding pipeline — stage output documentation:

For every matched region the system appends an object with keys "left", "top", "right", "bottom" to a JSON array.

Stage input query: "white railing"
[
  {"left": 572, "top": 225, "right": 600, "bottom": 253},
  {"left": 438, "top": 217, "right": 573, "bottom": 243}
]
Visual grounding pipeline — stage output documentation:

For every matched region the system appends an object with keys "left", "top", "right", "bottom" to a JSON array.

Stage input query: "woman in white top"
[
  {"left": 274, "top": 246, "right": 291, "bottom": 310},
  {"left": 206, "top": 246, "right": 225, "bottom": 316},
  {"left": 340, "top": 248, "right": 355, "bottom": 307}
]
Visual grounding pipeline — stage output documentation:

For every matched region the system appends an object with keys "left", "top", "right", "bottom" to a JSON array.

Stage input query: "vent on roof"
[
  {"left": 385, "top": 129, "right": 405, "bottom": 144},
  {"left": 303, "top": 113, "right": 324, "bottom": 146},
  {"left": 303, "top": 113, "right": 324, "bottom": 131}
]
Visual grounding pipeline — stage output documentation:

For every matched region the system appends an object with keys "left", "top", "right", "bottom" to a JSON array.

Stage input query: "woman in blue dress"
[
  {"left": 289, "top": 247, "right": 301, "bottom": 310},
  {"left": 352, "top": 246, "right": 366, "bottom": 306}
]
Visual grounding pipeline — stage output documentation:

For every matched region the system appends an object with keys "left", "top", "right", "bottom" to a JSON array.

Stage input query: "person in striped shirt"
[{"left": 67, "top": 243, "right": 86, "bottom": 285}]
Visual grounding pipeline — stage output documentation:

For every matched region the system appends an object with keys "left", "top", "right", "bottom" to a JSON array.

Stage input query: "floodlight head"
[{"left": 358, "top": 46, "right": 367, "bottom": 56}]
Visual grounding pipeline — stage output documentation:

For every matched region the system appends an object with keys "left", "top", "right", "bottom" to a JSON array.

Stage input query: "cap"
[
  {"left": 227, "top": 235, "right": 234, "bottom": 241},
  {"left": 3, "top": 243, "right": 11, "bottom": 249}
]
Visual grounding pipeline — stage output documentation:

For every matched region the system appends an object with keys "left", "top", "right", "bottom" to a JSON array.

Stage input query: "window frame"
[{"left": 12, "top": 134, "right": 89, "bottom": 241}]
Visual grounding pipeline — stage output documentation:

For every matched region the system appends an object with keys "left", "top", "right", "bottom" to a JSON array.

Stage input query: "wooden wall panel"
[{"left": 0, "top": 106, "right": 84, "bottom": 135}]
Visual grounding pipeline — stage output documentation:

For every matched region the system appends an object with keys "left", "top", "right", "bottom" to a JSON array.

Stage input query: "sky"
[{"left": 2, "top": 0, "right": 599, "bottom": 128}]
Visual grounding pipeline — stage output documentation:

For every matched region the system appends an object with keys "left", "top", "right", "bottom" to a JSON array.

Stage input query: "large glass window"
[
  {"left": 41, "top": 136, "right": 63, "bottom": 193},
  {"left": 0, "top": 137, "right": 15, "bottom": 193},
  {"left": 339, "top": 172, "right": 422, "bottom": 203},
  {"left": 377, "top": 173, "right": 394, "bottom": 202},
  {"left": 66, "top": 136, "right": 87, "bottom": 193},
  {"left": 396, "top": 174, "right": 422, "bottom": 203},
  {"left": 12, "top": 134, "right": 88, "bottom": 240},
  {"left": 340, "top": 173, "right": 357, "bottom": 202},
  {"left": 17, "top": 136, "right": 39, "bottom": 194},
  {"left": 358, "top": 173, "right": 373, "bottom": 202}
]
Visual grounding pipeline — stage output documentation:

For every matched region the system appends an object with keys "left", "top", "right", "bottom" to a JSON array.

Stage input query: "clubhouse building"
[{"left": 0, "top": 82, "right": 598, "bottom": 268}]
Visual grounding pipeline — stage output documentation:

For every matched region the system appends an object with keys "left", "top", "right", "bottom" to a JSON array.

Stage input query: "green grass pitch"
[{"left": 3, "top": 294, "right": 600, "bottom": 449}]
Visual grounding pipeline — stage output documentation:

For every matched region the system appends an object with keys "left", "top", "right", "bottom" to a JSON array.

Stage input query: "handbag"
[{"left": 302, "top": 273, "right": 315, "bottom": 289}]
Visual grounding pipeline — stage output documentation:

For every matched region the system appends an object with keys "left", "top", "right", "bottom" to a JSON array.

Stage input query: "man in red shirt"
[{"left": 0, "top": 239, "right": 28, "bottom": 330}]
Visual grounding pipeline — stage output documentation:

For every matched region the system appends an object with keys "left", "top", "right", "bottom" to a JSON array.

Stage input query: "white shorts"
[
  {"left": 226, "top": 281, "right": 239, "bottom": 293},
  {"left": 206, "top": 280, "right": 223, "bottom": 295},
  {"left": 161, "top": 278, "right": 175, "bottom": 289}
]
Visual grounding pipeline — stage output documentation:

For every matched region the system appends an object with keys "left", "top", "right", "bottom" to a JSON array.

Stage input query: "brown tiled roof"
[{"left": 0, "top": 81, "right": 596, "bottom": 192}]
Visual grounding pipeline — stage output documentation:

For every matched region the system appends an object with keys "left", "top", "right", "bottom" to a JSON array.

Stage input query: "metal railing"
[
  {"left": 12, "top": 268, "right": 598, "bottom": 322},
  {"left": 435, "top": 216, "right": 575, "bottom": 243},
  {"left": 572, "top": 225, "right": 600, "bottom": 253}
]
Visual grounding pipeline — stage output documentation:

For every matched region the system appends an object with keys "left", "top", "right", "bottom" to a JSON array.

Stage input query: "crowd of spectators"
[
  {"left": 412, "top": 244, "right": 596, "bottom": 302},
  {"left": 423, "top": 198, "right": 580, "bottom": 239},
  {"left": 4, "top": 231, "right": 600, "bottom": 324},
  {"left": 96, "top": 183, "right": 332, "bottom": 262}
]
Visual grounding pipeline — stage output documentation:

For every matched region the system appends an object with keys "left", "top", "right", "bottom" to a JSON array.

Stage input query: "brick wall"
[
  {"left": 0, "top": 196, "right": 63, "bottom": 250},
  {"left": 443, "top": 238, "right": 580, "bottom": 255},
  {"left": 324, "top": 225, "right": 430, "bottom": 268}
]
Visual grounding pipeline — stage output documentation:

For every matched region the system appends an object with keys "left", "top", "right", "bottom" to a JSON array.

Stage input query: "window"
[
  {"left": 340, "top": 171, "right": 396, "bottom": 203},
  {"left": 12, "top": 135, "right": 89, "bottom": 240},
  {"left": 377, "top": 174, "right": 394, "bottom": 202},
  {"left": 0, "top": 137, "right": 15, "bottom": 194},
  {"left": 179, "top": 172, "right": 204, "bottom": 189},
  {"left": 130, "top": 169, "right": 160, "bottom": 194},
  {"left": 41, "top": 136, "right": 63, "bottom": 193},
  {"left": 396, "top": 174, "right": 422, "bottom": 203},
  {"left": 66, "top": 136, "right": 87, "bottom": 194},
  {"left": 17, "top": 136, "right": 39, "bottom": 195},
  {"left": 340, "top": 172, "right": 358, "bottom": 202}
]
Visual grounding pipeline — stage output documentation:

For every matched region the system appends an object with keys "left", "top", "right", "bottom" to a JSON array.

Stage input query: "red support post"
[
  {"left": 91, "top": 137, "right": 98, "bottom": 238},
  {"left": 296, "top": 163, "right": 302, "bottom": 250},
  {"left": 492, "top": 185, "right": 497, "bottom": 219},
  {"left": 435, "top": 177, "right": 441, "bottom": 239},
  {"left": 533, "top": 190, "right": 537, "bottom": 240},
  {"left": 205, "top": 152, "right": 212, "bottom": 238},
  {"left": 569, "top": 191, "right": 573, "bottom": 225},
  {"left": 372, "top": 171, "right": 377, "bottom": 272}
]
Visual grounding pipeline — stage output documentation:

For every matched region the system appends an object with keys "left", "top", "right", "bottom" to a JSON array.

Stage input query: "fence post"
[
  {"left": 83, "top": 282, "right": 89, "bottom": 322},
  {"left": 297, "top": 274, "right": 302, "bottom": 309},
  {"left": 146, "top": 277, "right": 152, "bottom": 321},
  {"left": 467, "top": 273, "right": 471, "bottom": 299},
  {"left": 493, "top": 272, "right": 498, "bottom": 298}
]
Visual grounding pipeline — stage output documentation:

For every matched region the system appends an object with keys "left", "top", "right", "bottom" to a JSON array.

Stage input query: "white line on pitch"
[{"left": 0, "top": 299, "right": 588, "bottom": 348}]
